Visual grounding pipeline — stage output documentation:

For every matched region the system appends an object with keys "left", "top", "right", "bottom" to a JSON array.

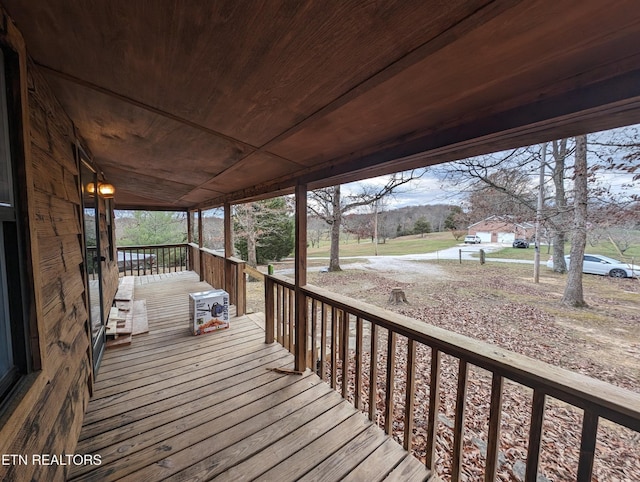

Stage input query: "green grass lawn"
[
  {"left": 307, "top": 232, "right": 460, "bottom": 257},
  {"left": 485, "top": 241, "right": 640, "bottom": 262}
]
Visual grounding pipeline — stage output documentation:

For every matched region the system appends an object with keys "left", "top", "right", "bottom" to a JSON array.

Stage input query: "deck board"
[{"left": 70, "top": 272, "right": 430, "bottom": 481}]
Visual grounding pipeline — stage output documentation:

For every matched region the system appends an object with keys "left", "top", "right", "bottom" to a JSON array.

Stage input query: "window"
[{"left": 0, "top": 47, "right": 33, "bottom": 403}]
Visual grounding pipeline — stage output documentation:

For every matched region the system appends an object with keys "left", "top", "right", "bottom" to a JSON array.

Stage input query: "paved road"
[{"left": 276, "top": 243, "right": 541, "bottom": 275}]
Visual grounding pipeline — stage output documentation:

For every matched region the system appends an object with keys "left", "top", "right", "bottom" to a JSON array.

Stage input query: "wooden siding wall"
[{"left": 0, "top": 9, "right": 118, "bottom": 482}]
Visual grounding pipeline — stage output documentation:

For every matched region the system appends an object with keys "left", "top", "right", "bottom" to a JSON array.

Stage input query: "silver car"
[{"left": 547, "top": 254, "right": 640, "bottom": 278}]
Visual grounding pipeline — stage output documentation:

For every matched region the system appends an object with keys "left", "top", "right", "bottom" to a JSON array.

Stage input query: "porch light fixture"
[
  {"left": 97, "top": 183, "right": 115, "bottom": 198},
  {"left": 85, "top": 182, "right": 115, "bottom": 198}
]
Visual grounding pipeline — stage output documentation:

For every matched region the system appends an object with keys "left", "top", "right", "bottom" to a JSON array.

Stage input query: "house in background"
[{"left": 468, "top": 215, "right": 535, "bottom": 244}]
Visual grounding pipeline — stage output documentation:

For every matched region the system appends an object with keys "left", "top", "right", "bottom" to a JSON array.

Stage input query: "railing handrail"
[
  {"left": 117, "top": 243, "right": 188, "bottom": 250},
  {"left": 244, "top": 265, "right": 266, "bottom": 280},
  {"left": 266, "top": 273, "right": 640, "bottom": 431}
]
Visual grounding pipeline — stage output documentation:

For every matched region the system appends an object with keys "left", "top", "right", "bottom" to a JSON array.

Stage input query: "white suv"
[{"left": 464, "top": 235, "right": 481, "bottom": 244}]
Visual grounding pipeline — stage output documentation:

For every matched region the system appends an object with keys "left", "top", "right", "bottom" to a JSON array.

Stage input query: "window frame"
[{"left": 0, "top": 42, "right": 39, "bottom": 408}]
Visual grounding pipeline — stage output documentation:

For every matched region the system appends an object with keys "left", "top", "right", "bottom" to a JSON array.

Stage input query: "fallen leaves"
[{"left": 306, "top": 266, "right": 640, "bottom": 481}]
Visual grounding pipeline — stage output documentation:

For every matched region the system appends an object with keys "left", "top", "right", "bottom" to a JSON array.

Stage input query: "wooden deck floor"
[{"left": 70, "top": 272, "right": 431, "bottom": 482}]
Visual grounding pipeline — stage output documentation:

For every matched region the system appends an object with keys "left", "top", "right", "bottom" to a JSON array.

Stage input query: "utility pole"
[{"left": 534, "top": 142, "right": 546, "bottom": 283}]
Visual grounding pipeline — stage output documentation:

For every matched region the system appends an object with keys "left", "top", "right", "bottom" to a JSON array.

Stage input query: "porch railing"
[
  {"left": 264, "top": 273, "right": 640, "bottom": 481},
  {"left": 117, "top": 244, "right": 189, "bottom": 276}
]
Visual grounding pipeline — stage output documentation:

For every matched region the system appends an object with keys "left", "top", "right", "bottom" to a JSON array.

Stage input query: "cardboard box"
[{"left": 189, "top": 290, "right": 229, "bottom": 335}]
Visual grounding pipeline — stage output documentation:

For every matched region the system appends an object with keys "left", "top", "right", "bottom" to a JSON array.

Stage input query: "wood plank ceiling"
[{"left": 5, "top": 0, "right": 640, "bottom": 209}]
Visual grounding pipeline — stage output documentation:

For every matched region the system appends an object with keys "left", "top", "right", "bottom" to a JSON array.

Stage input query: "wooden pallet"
[{"left": 106, "top": 305, "right": 133, "bottom": 349}]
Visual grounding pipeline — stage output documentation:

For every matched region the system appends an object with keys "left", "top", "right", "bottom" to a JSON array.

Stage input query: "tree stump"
[{"left": 388, "top": 288, "right": 409, "bottom": 305}]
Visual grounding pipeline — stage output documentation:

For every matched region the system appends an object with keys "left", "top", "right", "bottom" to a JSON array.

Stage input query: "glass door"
[{"left": 80, "top": 162, "right": 105, "bottom": 372}]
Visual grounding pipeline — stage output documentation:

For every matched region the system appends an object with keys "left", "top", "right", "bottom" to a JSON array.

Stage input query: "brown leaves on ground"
[{"left": 306, "top": 262, "right": 639, "bottom": 481}]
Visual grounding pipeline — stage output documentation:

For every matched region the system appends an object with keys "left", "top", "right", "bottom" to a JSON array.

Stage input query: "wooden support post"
[
  {"left": 198, "top": 209, "right": 204, "bottom": 282},
  {"left": 294, "top": 183, "right": 308, "bottom": 372},
  {"left": 187, "top": 209, "right": 192, "bottom": 244},
  {"left": 224, "top": 202, "right": 233, "bottom": 258},
  {"left": 223, "top": 203, "right": 234, "bottom": 303}
]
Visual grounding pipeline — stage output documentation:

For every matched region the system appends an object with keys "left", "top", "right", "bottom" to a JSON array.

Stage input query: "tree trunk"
[
  {"left": 329, "top": 186, "right": 342, "bottom": 271},
  {"left": 562, "top": 135, "right": 588, "bottom": 307},
  {"left": 552, "top": 231, "right": 567, "bottom": 273},
  {"left": 246, "top": 209, "right": 258, "bottom": 268},
  {"left": 551, "top": 139, "right": 569, "bottom": 273}
]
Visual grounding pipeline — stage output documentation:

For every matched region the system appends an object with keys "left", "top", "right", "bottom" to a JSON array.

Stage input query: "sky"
[{"left": 342, "top": 124, "right": 640, "bottom": 210}]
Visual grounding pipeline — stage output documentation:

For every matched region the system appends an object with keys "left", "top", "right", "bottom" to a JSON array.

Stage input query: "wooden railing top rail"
[
  {"left": 226, "top": 256, "right": 246, "bottom": 265},
  {"left": 117, "top": 243, "right": 188, "bottom": 249},
  {"left": 244, "top": 265, "right": 265, "bottom": 281},
  {"left": 266, "top": 273, "right": 640, "bottom": 431},
  {"left": 194, "top": 245, "right": 245, "bottom": 265}
]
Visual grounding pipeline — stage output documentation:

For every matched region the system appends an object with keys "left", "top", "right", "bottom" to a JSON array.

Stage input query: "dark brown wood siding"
[{"left": 0, "top": 8, "right": 118, "bottom": 481}]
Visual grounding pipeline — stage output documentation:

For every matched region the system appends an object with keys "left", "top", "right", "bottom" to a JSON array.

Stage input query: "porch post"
[
  {"left": 223, "top": 202, "right": 232, "bottom": 298},
  {"left": 224, "top": 203, "right": 233, "bottom": 258},
  {"left": 295, "top": 183, "right": 308, "bottom": 372},
  {"left": 198, "top": 208, "right": 204, "bottom": 282},
  {"left": 187, "top": 209, "right": 192, "bottom": 244}
]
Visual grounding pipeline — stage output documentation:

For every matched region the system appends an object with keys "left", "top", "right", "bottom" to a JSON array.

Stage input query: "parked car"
[
  {"left": 546, "top": 254, "right": 640, "bottom": 278},
  {"left": 464, "top": 235, "right": 481, "bottom": 244},
  {"left": 512, "top": 238, "right": 529, "bottom": 248}
]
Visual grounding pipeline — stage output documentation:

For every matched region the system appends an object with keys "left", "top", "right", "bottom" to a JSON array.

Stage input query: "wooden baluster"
[
  {"left": 355, "top": 316, "right": 363, "bottom": 410},
  {"left": 310, "top": 298, "right": 317, "bottom": 372},
  {"left": 426, "top": 348, "right": 441, "bottom": 469},
  {"left": 485, "top": 374, "right": 504, "bottom": 482},
  {"left": 283, "top": 285, "right": 287, "bottom": 348},
  {"left": 320, "top": 303, "right": 327, "bottom": 380},
  {"left": 283, "top": 287, "right": 289, "bottom": 350},
  {"left": 369, "top": 323, "right": 378, "bottom": 423},
  {"left": 163, "top": 247, "right": 167, "bottom": 274},
  {"left": 384, "top": 331, "right": 397, "bottom": 435},
  {"left": 404, "top": 338, "right": 417, "bottom": 451},
  {"left": 525, "top": 389, "right": 546, "bottom": 482},
  {"left": 452, "top": 360, "right": 469, "bottom": 482},
  {"left": 341, "top": 312, "right": 349, "bottom": 399},
  {"left": 136, "top": 248, "right": 141, "bottom": 276},
  {"left": 264, "top": 277, "right": 274, "bottom": 344},
  {"left": 276, "top": 284, "right": 282, "bottom": 345},
  {"left": 576, "top": 410, "right": 598, "bottom": 481},
  {"left": 288, "top": 287, "right": 294, "bottom": 354},
  {"left": 331, "top": 306, "right": 338, "bottom": 390}
]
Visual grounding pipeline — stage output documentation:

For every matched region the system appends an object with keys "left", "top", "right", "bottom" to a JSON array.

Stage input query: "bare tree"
[
  {"left": 437, "top": 142, "right": 576, "bottom": 272},
  {"left": 562, "top": 135, "right": 588, "bottom": 307},
  {"left": 549, "top": 139, "right": 570, "bottom": 273},
  {"left": 234, "top": 203, "right": 260, "bottom": 268},
  {"left": 309, "top": 171, "right": 423, "bottom": 271}
]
